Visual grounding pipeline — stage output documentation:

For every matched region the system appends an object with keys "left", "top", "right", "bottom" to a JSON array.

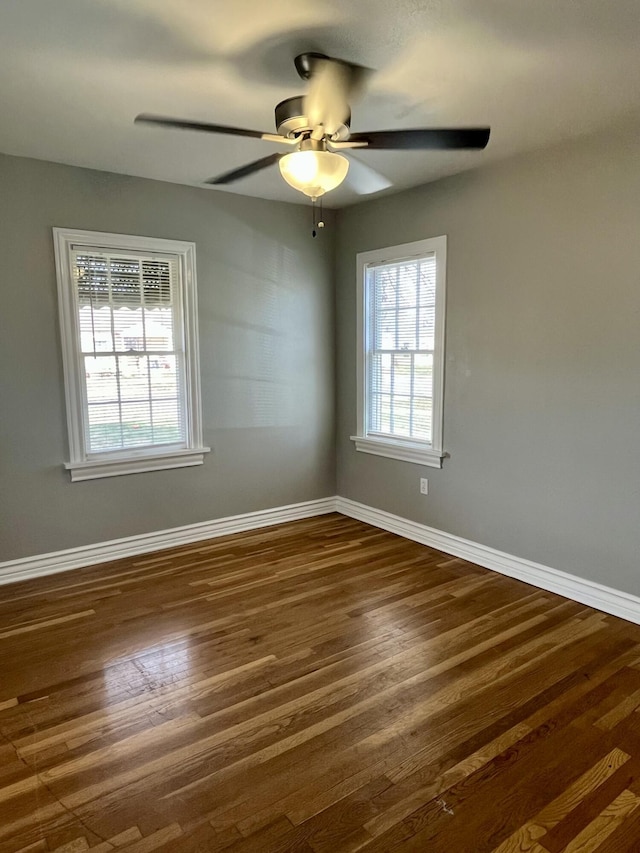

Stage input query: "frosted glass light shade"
[{"left": 279, "top": 150, "right": 349, "bottom": 198}]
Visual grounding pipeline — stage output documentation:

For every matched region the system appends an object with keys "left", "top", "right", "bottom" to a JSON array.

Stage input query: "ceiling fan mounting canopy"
[
  {"left": 293, "top": 52, "right": 331, "bottom": 81},
  {"left": 134, "top": 51, "right": 491, "bottom": 199}
]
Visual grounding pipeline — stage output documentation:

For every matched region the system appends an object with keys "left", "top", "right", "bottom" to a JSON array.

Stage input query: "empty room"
[{"left": 1, "top": 1, "right": 640, "bottom": 851}]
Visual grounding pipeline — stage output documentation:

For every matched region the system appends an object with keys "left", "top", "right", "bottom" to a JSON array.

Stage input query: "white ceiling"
[{"left": 1, "top": 0, "right": 639, "bottom": 208}]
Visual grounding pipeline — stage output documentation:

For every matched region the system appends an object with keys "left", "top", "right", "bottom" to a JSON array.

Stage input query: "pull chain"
[{"left": 311, "top": 197, "right": 325, "bottom": 238}]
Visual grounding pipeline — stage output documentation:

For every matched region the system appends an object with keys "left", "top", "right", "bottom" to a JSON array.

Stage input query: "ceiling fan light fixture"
[{"left": 279, "top": 149, "right": 349, "bottom": 198}]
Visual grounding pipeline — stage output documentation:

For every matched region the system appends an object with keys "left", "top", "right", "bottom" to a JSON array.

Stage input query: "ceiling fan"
[{"left": 135, "top": 52, "right": 490, "bottom": 202}]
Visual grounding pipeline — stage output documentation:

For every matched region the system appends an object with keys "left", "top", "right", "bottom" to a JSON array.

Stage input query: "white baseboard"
[
  {"left": 336, "top": 497, "right": 640, "bottom": 626},
  {"left": 3, "top": 495, "right": 639, "bottom": 627},
  {"left": 0, "top": 498, "right": 336, "bottom": 586}
]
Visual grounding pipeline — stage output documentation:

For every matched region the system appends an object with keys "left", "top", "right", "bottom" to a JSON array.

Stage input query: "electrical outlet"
[{"left": 420, "top": 478, "right": 429, "bottom": 495}]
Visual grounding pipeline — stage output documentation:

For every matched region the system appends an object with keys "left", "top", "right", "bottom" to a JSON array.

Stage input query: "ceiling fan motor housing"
[{"left": 275, "top": 96, "right": 351, "bottom": 141}]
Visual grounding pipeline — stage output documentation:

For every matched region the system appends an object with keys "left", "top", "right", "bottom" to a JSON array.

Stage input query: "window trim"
[
  {"left": 53, "top": 228, "right": 210, "bottom": 481},
  {"left": 351, "top": 236, "right": 447, "bottom": 468}
]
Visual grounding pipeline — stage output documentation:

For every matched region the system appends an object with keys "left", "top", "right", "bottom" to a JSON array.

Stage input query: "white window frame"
[
  {"left": 53, "top": 228, "right": 210, "bottom": 482},
  {"left": 351, "top": 236, "right": 447, "bottom": 468}
]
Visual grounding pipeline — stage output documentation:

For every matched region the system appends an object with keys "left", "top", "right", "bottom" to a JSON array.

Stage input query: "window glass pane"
[
  {"left": 150, "top": 356, "right": 178, "bottom": 397},
  {"left": 375, "top": 310, "right": 396, "bottom": 349},
  {"left": 376, "top": 269, "right": 396, "bottom": 308},
  {"left": 85, "top": 357, "right": 117, "bottom": 403},
  {"left": 366, "top": 248, "right": 440, "bottom": 446},
  {"left": 369, "top": 352, "right": 392, "bottom": 396},
  {"left": 121, "top": 401, "right": 152, "bottom": 446},
  {"left": 397, "top": 309, "right": 417, "bottom": 350},
  {"left": 414, "top": 354, "right": 433, "bottom": 399},
  {"left": 144, "top": 307, "right": 174, "bottom": 351},
  {"left": 79, "top": 306, "right": 113, "bottom": 353},
  {"left": 381, "top": 353, "right": 392, "bottom": 393},
  {"left": 369, "top": 393, "right": 390, "bottom": 434},
  {"left": 114, "top": 307, "right": 141, "bottom": 352},
  {"left": 72, "top": 250, "right": 188, "bottom": 457},
  {"left": 393, "top": 353, "right": 412, "bottom": 395},
  {"left": 152, "top": 399, "right": 182, "bottom": 445},
  {"left": 58, "top": 233, "right": 204, "bottom": 475},
  {"left": 391, "top": 396, "right": 411, "bottom": 436},
  {"left": 418, "top": 314, "right": 435, "bottom": 350},
  {"left": 397, "top": 265, "right": 418, "bottom": 307},
  {"left": 119, "top": 356, "right": 149, "bottom": 402},
  {"left": 419, "top": 260, "right": 436, "bottom": 306},
  {"left": 88, "top": 404, "right": 123, "bottom": 452},
  {"left": 412, "top": 398, "right": 432, "bottom": 441}
]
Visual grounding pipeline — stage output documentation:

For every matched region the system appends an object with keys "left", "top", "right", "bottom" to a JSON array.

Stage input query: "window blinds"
[
  {"left": 366, "top": 253, "right": 436, "bottom": 443},
  {"left": 72, "top": 248, "right": 185, "bottom": 454}
]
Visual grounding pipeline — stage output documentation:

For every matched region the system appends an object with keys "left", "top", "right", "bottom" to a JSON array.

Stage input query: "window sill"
[
  {"left": 65, "top": 447, "right": 211, "bottom": 482},
  {"left": 350, "top": 435, "right": 444, "bottom": 468}
]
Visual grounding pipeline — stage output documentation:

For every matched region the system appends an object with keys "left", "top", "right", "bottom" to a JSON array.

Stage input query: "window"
[
  {"left": 351, "top": 236, "right": 447, "bottom": 467},
  {"left": 53, "top": 228, "right": 209, "bottom": 481}
]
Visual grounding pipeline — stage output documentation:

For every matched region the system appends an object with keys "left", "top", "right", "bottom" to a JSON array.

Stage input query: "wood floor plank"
[
  {"left": 561, "top": 789, "right": 640, "bottom": 852},
  {"left": 489, "top": 748, "right": 630, "bottom": 851},
  {"left": 3, "top": 514, "right": 640, "bottom": 851}
]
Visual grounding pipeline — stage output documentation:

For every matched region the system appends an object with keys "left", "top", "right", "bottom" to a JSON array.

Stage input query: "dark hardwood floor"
[{"left": 2, "top": 513, "right": 640, "bottom": 852}]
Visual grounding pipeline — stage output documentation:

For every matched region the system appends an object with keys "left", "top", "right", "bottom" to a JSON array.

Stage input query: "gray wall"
[
  {"left": 336, "top": 125, "right": 640, "bottom": 595},
  {"left": 3, "top": 125, "right": 639, "bottom": 597},
  {"left": 0, "top": 154, "right": 335, "bottom": 561}
]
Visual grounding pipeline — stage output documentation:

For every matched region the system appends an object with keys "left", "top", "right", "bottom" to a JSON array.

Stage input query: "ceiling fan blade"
[
  {"left": 344, "top": 156, "right": 392, "bottom": 195},
  {"left": 347, "top": 128, "right": 491, "bottom": 150},
  {"left": 135, "top": 114, "right": 292, "bottom": 145},
  {"left": 329, "top": 141, "right": 369, "bottom": 149},
  {"left": 303, "top": 57, "right": 370, "bottom": 137},
  {"left": 205, "top": 152, "right": 284, "bottom": 185}
]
